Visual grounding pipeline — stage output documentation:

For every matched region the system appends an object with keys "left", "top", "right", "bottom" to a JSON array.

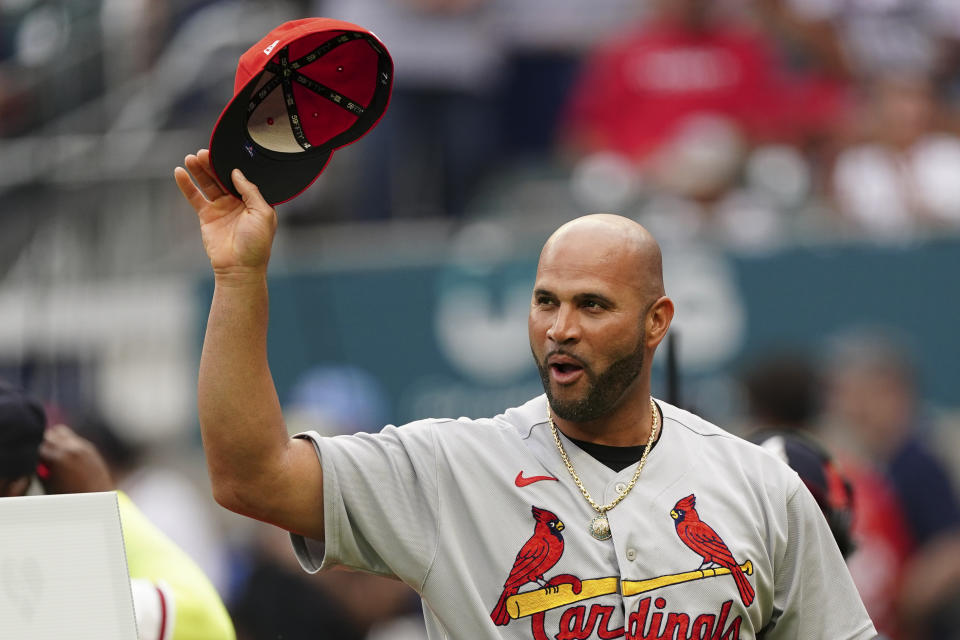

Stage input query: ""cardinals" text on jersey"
[{"left": 528, "top": 596, "right": 743, "bottom": 640}]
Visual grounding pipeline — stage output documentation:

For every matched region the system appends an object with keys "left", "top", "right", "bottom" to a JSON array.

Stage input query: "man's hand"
[
  {"left": 174, "top": 149, "right": 278, "bottom": 275},
  {"left": 38, "top": 424, "right": 114, "bottom": 494}
]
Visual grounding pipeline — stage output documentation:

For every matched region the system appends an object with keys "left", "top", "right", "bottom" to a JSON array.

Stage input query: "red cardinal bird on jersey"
[
  {"left": 490, "top": 506, "right": 565, "bottom": 625},
  {"left": 671, "top": 494, "right": 755, "bottom": 607}
]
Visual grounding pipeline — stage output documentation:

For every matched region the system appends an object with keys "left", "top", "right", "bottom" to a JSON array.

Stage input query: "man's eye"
[{"left": 536, "top": 297, "right": 556, "bottom": 306}]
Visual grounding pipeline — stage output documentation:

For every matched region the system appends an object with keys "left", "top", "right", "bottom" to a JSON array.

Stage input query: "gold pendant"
[{"left": 589, "top": 513, "right": 612, "bottom": 541}]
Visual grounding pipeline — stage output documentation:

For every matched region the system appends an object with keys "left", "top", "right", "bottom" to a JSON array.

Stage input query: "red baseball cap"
[{"left": 209, "top": 18, "right": 393, "bottom": 205}]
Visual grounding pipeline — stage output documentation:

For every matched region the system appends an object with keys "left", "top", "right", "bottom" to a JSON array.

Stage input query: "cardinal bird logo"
[
  {"left": 490, "top": 506, "right": 565, "bottom": 626},
  {"left": 671, "top": 494, "right": 755, "bottom": 607}
]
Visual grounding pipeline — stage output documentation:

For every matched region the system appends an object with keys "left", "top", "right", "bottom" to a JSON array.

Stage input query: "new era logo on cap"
[{"left": 210, "top": 18, "right": 393, "bottom": 205}]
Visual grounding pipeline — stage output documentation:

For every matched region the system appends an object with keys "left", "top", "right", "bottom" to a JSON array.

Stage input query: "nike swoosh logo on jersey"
[{"left": 515, "top": 471, "right": 559, "bottom": 487}]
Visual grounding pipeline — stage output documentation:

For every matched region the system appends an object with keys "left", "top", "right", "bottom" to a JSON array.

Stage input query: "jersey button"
[
  {"left": 615, "top": 483, "right": 627, "bottom": 493},
  {"left": 626, "top": 548, "right": 637, "bottom": 561}
]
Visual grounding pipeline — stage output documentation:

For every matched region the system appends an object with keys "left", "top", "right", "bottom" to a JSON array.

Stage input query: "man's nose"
[{"left": 546, "top": 304, "right": 580, "bottom": 343}]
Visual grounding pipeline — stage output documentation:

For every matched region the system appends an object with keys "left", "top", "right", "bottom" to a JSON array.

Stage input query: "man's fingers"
[
  {"left": 232, "top": 169, "right": 272, "bottom": 213},
  {"left": 176, "top": 150, "right": 274, "bottom": 228},
  {"left": 174, "top": 165, "right": 209, "bottom": 212},
  {"left": 38, "top": 424, "right": 69, "bottom": 455},
  {"left": 185, "top": 152, "right": 228, "bottom": 201},
  {"left": 198, "top": 149, "right": 214, "bottom": 174},
  {"left": 41, "top": 423, "right": 66, "bottom": 444},
  {"left": 37, "top": 435, "right": 61, "bottom": 462}
]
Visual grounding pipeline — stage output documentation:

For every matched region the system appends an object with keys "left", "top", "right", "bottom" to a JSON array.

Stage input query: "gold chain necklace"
[{"left": 548, "top": 397, "right": 659, "bottom": 541}]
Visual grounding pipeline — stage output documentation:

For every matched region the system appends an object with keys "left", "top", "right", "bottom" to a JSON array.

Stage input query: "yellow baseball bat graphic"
[
  {"left": 506, "top": 560, "right": 753, "bottom": 619},
  {"left": 621, "top": 560, "right": 753, "bottom": 596}
]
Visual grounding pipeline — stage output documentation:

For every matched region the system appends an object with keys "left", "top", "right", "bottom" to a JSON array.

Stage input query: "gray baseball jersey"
[{"left": 290, "top": 396, "right": 877, "bottom": 639}]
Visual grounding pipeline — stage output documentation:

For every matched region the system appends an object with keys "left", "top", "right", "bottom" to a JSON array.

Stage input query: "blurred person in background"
[
  {"left": 559, "top": 0, "right": 847, "bottom": 178},
  {"left": 740, "top": 350, "right": 822, "bottom": 435},
  {"left": 758, "top": 0, "right": 960, "bottom": 83},
  {"left": 830, "top": 72, "right": 960, "bottom": 240},
  {"left": 99, "top": 0, "right": 171, "bottom": 86},
  {"left": 740, "top": 352, "right": 857, "bottom": 559},
  {"left": 557, "top": 0, "right": 850, "bottom": 247},
  {"left": 492, "top": 0, "right": 641, "bottom": 161},
  {"left": 315, "top": 0, "right": 504, "bottom": 219},
  {"left": 756, "top": 0, "right": 960, "bottom": 240},
  {"left": 0, "top": 379, "right": 236, "bottom": 640},
  {"left": 817, "top": 331, "right": 960, "bottom": 639},
  {"left": 738, "top": 349, "right": 936, "bottom": 638}
]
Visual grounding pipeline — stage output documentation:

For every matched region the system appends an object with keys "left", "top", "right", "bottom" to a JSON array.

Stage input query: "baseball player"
[{"left": 175, "top": 153, "right": 878, "bottom": 639}]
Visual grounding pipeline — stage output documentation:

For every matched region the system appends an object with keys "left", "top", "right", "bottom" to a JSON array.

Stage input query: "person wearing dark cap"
[
  {"left": 0, "top": 381, "right": 46, "bottom": 498},
  {"left": 0, "top": 381, "right": 236, "bottom": 640}
]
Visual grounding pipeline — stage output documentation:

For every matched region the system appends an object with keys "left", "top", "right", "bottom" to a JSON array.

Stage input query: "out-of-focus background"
[{"left": 2, "top": 0, "right": 959, "bottom": 637}]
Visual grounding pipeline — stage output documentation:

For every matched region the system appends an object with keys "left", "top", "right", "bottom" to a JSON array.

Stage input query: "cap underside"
[{"left": 210, "top": 30, "right": 391, "bottom": 205}]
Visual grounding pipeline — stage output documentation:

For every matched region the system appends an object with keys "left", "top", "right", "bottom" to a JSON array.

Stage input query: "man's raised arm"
[{"left": 174, "top": 149, "right": 324, "bottom": 540}]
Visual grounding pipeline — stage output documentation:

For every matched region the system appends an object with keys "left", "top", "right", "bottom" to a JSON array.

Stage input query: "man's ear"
[{"left": 646, "top": 296, "right": 675, "bottom": 350}]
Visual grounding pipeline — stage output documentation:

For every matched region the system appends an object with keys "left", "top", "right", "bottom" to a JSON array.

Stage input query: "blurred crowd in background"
[
  {"left": 6, "top": 0, "right": 960, "bottom": 236},
  {"left": 2, "top": 0, "right": 960, "bottom": 638}
]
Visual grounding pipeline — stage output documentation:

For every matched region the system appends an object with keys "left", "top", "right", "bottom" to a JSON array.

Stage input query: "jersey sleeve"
[
  {"left": 764, "top": 483, "right": 878, "bottom": 639},
  {"left": 118, "top": 492, "right": 236, "bottom": 640},
  {"left": 289, "top": 422, "right": 441, "bottom": 590}
]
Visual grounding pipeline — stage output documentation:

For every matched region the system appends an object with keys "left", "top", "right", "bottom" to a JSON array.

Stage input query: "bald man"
[{"left": 176, "top": 154, "right": 877, "bottom": 639}]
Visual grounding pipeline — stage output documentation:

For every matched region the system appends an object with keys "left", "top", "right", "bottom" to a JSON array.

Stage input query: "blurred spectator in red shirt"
[{"left": 560, "top": 0, "right": 848, "bottom": 169}]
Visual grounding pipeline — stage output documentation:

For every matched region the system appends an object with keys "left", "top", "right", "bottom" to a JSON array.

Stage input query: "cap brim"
[{"left": 209, "top": 72, "right": 334, "bottom": 206}]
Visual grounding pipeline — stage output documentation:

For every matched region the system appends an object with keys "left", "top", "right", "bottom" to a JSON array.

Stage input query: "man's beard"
[{"left": 535, "top": 332, "right": 646, "bottom": 423}]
